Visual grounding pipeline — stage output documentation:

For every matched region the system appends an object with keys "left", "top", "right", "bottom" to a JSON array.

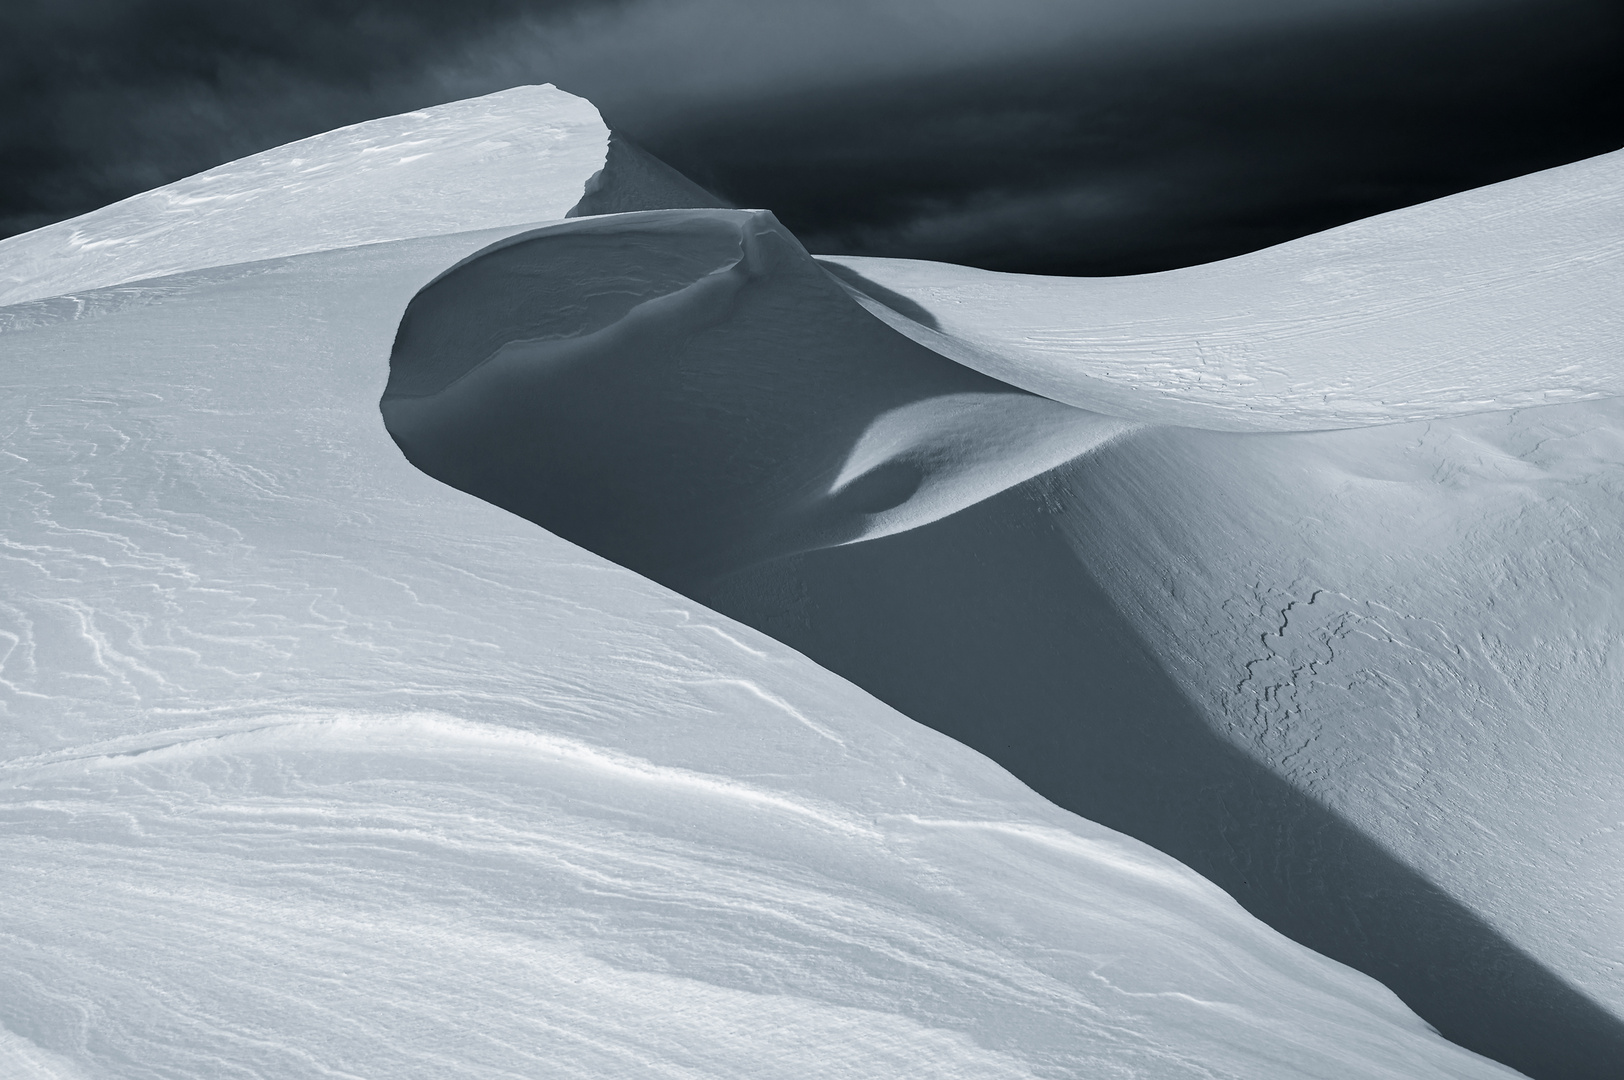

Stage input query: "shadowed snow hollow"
[{"left": 383, "top": 209, "right": 1132, "bottom": 586}]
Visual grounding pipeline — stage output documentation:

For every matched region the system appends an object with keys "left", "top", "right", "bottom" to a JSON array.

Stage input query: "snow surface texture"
[
  {"left": 0, "top": 86, "right": 1511, "bottom": 1080},
  {"left": 385, "top": 148, "right": 1624, "bottom": 1078}
]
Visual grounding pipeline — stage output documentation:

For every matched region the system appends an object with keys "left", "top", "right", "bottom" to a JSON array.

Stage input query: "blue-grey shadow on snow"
[
  {"left": 707, "top": 477, "right": 1624, "bottom": 1080},
  {"left": 381, "top": 206, "right": 1624, "bottom": 1080},
  {"left": 817, "top": 260, "right": 941, "bottom": 330}
]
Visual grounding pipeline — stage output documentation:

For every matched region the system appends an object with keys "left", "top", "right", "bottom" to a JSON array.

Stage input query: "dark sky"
[{"left": 3, "top": 0, "right": 1621, "bottom": 275}]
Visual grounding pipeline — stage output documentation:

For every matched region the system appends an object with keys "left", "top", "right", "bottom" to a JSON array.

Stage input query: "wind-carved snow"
[
  {"left": 827, "top": 393, "right": 1134, "bottom": 544},
  {"left": 1048, "top": 409, "right": 1624, "bottom": 1029},
  {"left": 0, "top": 85, "right": 606, "bottom": 308},
  {"left": 381, "top": 131, "right": 1624, "bottom": 1078},
  {"left": 821, "top": 147, "right": 1624, "bottom": 431},
  {"left": 0, "top": 87, "right": 1514, "bottom": 1079},
  {"left": 384, "top": 209, "right": 1137, "bottom": 585}
]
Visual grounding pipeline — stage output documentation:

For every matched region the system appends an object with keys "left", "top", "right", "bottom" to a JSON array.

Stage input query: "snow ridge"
[
  {"left": 0, "top": 85, "right": 607, "bottom": 308},
  {"left": 822, "top": 147, "right": 1624, "bottom": 431},
  {"left": 1, "top": 85, "right": 1522, "bottom": 1080}
]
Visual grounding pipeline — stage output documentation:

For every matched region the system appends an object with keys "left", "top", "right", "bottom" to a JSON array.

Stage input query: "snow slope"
[
  {"left": 0, "top": 85, "right": 607, "bottom": 309},
  {"left": 0, "top": 87, "right": 1513, "bottom": 1079},
  {"left": 820, "top": 147, "right": 1624, "bottom": 432},
  {"left": 385, "top": 143, "right": 1624, "bottom": 1078}
]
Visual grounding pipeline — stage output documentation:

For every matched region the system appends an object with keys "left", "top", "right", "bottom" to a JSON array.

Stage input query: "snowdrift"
[
  {"left": 383, "top": 141, "right": 1624, "bottom": 1080},
  {"left": 383, "top": 209, "right": 1132, "bottom": 589},
  {"left": 821, "top": 146, "right": 1624, "bottom": 431},
  {"left": 0, "top": 86, "right": 1513, "bottom": 1080}
]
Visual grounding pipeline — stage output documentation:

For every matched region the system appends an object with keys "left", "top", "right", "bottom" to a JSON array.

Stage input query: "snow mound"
[
  {"left": 0, "top": 86, "right": 1515, "bottom": 1080},
  {"left": 0, "top": 84, "right": 608, "bottom": 307},
  {"left": 383, "top": 155, "right": 1624, "bottom": 1079},
  {"left": 822, "top": 147, "right": 1624, "bottom": 431}
]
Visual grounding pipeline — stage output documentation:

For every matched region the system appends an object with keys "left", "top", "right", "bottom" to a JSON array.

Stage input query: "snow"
[
  {"left": 819, "top": 146, "right": 1624, "bottom": 431},
  {"left": 0, "top": 86, "right": 1516, "bottom": 1079},
  {"left": 381, "top": 122, "right": 1624, "bottom": 1077},
  {"left": 791, "top": 154, "right": 1624, "bottom": 1077},
  {"left": 0, "top": 85, "right": 606, "bottom": 308},
  {"left": 383, "top": 209, "right": 1137, "bottom": 580}
]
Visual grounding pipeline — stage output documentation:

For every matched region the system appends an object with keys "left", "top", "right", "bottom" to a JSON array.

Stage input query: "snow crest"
[{"left": 0, "top": 85, "right": 608, "bottom": 307}]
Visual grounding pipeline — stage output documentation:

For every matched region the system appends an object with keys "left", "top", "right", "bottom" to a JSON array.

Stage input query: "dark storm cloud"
[
  {"left": 1, "top": 0, "right": 1620, "bottom": 274},
  {"left": 615, "top": 0, "right": 1624, "bottom": 274}
]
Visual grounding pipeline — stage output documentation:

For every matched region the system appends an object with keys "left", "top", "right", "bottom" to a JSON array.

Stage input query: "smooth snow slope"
[
  {"left": 820, "top": 147, "right": 1624, "bottom": 432},
  {"left": 383, "top": 152, "right": 1624, "bottom": 1079},
  {"left": 0, "top": 87, "right": 1512, "bottom": 1079}
]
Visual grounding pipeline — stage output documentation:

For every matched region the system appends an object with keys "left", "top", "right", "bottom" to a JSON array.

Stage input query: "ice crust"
[
  {"left": 0, "top": 86, "right": 1517, "bottom": 1079},
  {"left": 383, "top": 124, "right": 1624, "bottom": 1077}
]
